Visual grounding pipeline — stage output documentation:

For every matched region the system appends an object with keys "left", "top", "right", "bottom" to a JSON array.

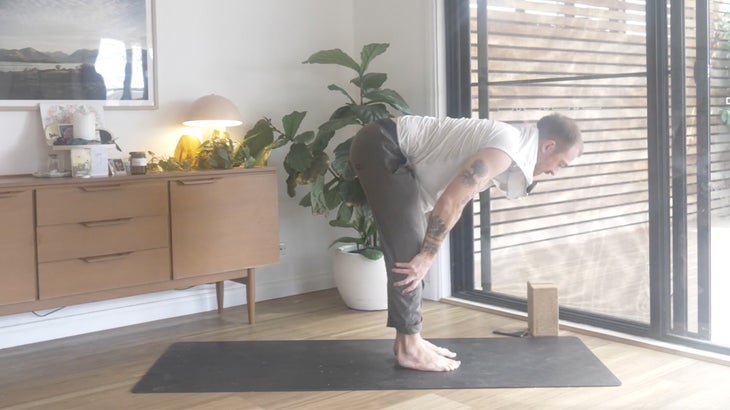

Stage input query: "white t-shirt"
[{"left": 395, "top": 115, "right": 538, "bottom": 212}]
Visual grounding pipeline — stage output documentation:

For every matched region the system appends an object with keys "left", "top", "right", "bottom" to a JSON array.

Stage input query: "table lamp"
[{"left": 183, "top": 94, "right": 242, "bottom": 137}]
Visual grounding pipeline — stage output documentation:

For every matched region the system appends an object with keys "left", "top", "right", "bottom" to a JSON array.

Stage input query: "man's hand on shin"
[{"left": 392, "top": 252, "right": 435, "bottom": 294}]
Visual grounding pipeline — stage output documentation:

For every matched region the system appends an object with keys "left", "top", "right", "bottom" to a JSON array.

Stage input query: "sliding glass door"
[
  {"left": 664, "top": 0, "right": 730, "bottom": 347},
  {"left": 447, "top": 0, "right": 730, "bottom": 353}
]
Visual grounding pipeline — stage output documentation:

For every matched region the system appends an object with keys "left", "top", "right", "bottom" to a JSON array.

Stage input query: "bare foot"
[
  {"left": 393, "top": 336, "right": 457, "bottom": 359},
  {"left": 393, "top": 332, "right": 460, "bottom": 372},
  {"left": 422, "top": 338, "right": 457, "bottom": 358}
]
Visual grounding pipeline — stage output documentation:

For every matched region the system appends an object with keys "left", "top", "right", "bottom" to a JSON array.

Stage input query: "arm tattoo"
[
  {"left": 460, "top": 159, "right": 488, "bottom": 187},
  {"left": 420, "top": 159, "right": 486, "bottom": 256},
  {"left": 421, "top": 213, "right": 448, "bottom": 256}
]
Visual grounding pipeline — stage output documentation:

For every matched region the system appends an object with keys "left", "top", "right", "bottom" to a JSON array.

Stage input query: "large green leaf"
[
  {"left": 271, "top": 135, "right": 290, "bottom": 153},
  {"left": 324, "top": 183, "right": 342, "bottom": 210},
  {"left": 286, "top": 172, "right": 299, "bottom": 198},
  {"left": 254, "top": 146, "right": 271, "bottom": 167},
  {"left": 242, "top": 119, "right": 274, "bottom": 156},
  {"left": 336, "top": 202, "right": 353, "bottom": 224},
  {"left": 293, "top": 131, "right": 315, "bottom": 144},
  {"left": 233, "top": 144, "right": 250, "bottom": 165},
  {"left": 304, "top": 48, "right": 360, "bottom": 73},
  {"left": 365, "top": 216, "right": 378, "bottom": 238},
  {"left": 311, "top": 129, "right": 336, "bottom": 153},
  {"left": 332, "top": 139, "right": 356, "bottom": 181},
  {"left": 363, "top": 89, "right": 412, "bottom": 114},
  {"left": 330, "top": 105, "right": 355, "bottom": 120},
  {"left": 360, "top": 248, "right": 384, "bottom": 260},
  {"left": 352, "top": 103, "right": 390, "bottom": 124},
  {"left": 283, "top": 158, "right": 296, "bottom": 176},
  {"left": 270, "top": 136, "right": 290, "bottom": 150},
  {"left": 284, "top": 142, "right": 313, "bottom": 172},
  {"left": 282, "top": 111, "right": 307, "bottom": 138},
  {"left": 353, "top": 202, "right": 367, "bottom": 221},
  {"left": 309, "top": 177, "right": 329, "bottom": 215},
  {"left": 299, "top": 151, "right": 329, "bottom": 182},
  {"left": 338, "top": 178, "right": 367, "bottom": 206},
  {"left": 352, "top": 72, "right": 387, "bottom": 91},
  {"left": 327, "top": 84, "right": 356, "bottom": 104},
  {"left": 253, "top": 146, "right": 272, "bottom": 167},
  {"left": 214, "top": 145, "right": 232, "bottom": 169},
  {"left": 329, "top": 236, "right": 365, "bottom": 248},
  {"left": 319, "top": 117, "right": 359, "bottom": 134},
  {"left": 308, "top": 176, "right": 340, "bottom": 214},
  {"left": 360, "top": 43, "right": 389, "bottom": 73}
]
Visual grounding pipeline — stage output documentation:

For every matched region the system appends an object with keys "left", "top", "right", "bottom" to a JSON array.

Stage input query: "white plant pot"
[{"left": 332, "top": 244, "right": 388, "bottom": 311}]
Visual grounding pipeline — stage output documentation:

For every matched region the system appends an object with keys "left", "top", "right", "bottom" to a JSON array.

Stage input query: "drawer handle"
[
  {"left": 0, "top": 190, "right": 24, "bottom": 199},
  {"left": 80, "top": 217, "right": 133, "bottom": 228},
  {"left": 80, "top": 252, "right": 132, "bottom": 263},
  {"left": 80, "top": 184, "right": 123, "bottom": 192},
  {"left": 176, "top": 178, "right": 221, "bottom": 186}
]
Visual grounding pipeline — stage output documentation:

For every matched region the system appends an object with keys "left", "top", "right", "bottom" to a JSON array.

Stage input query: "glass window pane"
[{"left": 472, "top": 0, "right": 651, "bottom": 323}]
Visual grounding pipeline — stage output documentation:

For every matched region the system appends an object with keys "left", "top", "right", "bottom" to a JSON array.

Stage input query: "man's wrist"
[{"left": 420, "top": 242, "right": 440, "bottom": 257}]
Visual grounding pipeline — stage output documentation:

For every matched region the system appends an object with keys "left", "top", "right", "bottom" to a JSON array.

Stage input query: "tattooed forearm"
[
  {"left": 421, "top": 213, "right": 448, "bottom": 256},
  {"left": 421, "top": 241, "right": 440, "bottom": 255},
  {"left": 419, "top": 159, "right": 489, "bottom": 257},
  {"left": 426, "top": 213, "right": 447, "bottom": 239},
  {"left": 460, "top": 159, "right": 488, "bottom": 187}
]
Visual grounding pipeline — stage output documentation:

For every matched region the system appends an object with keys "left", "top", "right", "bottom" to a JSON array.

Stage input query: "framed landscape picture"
[{"left": 0, "top": 0, "right": 157, "bottom": 110}]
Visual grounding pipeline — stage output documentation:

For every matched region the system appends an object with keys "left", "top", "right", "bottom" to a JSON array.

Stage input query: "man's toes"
[
  {"left": 424, "top": 340, "right": 457, "bottom": 358},
  {"left": 447, "top": 359, "right": 461, "bottom": 371},
  {"left": 437, "top": 347, "right": 457, "bottom": 358}
]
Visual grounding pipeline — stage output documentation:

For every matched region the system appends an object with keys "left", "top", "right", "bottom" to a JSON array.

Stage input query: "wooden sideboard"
[{"left": 0, "top": 168, "right": 279, "bottom": 323}]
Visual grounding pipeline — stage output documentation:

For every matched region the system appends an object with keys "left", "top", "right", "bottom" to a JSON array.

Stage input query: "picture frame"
[
  {"left": 57, "top": 124, "right": 75, "bottom": 143},
  {"left": 108, "top": 158, "right": 127, "bottom": 176},
  {"left": 0, "top": 0, "right": 157, "bottom": 110}
]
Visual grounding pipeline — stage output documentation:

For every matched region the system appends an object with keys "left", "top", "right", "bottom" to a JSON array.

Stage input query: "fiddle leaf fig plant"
[
  {"left": 236, "top": 111, "right": 308, "bottom": 168},
  {"left": 243, "top": 43, "right": 411, "bottom": 260}
]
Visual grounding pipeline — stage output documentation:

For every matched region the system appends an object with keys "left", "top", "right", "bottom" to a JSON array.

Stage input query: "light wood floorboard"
[{"left": 1, "top": 289, "right": 729, "bottom": 409}]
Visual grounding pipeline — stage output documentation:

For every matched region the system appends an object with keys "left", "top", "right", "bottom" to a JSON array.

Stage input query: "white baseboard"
[{"left": 0, "top": 272, "right": 334, "bottom": 350}]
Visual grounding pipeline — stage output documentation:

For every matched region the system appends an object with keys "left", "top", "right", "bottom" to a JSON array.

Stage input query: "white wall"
[
  {"left": 353, "top": 0, "right": 441, "bottom": 117},
  {"left": 0, "top": 0, "right": 441, "bottom": 349}
]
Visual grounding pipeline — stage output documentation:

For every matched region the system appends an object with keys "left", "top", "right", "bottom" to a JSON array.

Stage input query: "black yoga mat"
[{"left": 132, "top": 336, "right": 620, "bottom": 393}]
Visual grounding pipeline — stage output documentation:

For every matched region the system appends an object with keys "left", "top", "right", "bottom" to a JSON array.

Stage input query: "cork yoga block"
[{"left": 527, "top": 282, "right": 559, "bottom": 337}]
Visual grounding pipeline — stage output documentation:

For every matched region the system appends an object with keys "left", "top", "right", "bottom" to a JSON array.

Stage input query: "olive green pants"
[{"left": 350, "top": 119, "right": 425, "bottom": 335}]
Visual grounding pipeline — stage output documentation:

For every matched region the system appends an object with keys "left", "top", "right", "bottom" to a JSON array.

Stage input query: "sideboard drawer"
[
  {"left": 37, "top": 215, "right": 169, "bottom": 263},
  {"left": 38, "top": 248, "right": 171, "bottom": 299},
  {"left": 170, "top": 173, "right": 279, "bottom": 278},
  {"left": 0, "top": 189, "right": 37, "bottom": 305},
  {"left": 36, "top": 181, "right": 168, "bottom": 226}
]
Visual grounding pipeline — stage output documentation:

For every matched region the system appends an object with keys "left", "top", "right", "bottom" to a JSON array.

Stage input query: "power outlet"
[{"left": 279, "top": 242, "right": 287, "bottom": 256}]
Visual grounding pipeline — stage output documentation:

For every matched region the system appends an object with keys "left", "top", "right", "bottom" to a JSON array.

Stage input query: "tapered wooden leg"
[
  {"left": 246, "top": 268, "right": 256, "bottom": 324},
  {"left": 215, "top": 281, "right": 224, "bottom": 313}
]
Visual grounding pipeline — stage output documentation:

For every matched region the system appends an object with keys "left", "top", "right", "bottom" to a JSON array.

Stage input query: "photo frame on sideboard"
[
  {"left": 0, "top": 0, "right": 157, "bottom": 110},
  {"left": 108, "top": 158, "right": 127, "bottom": 176}
]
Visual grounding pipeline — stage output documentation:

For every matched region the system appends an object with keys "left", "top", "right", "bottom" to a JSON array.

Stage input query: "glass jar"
[
  {"left": 47, "top": 153, "right": 59, "bottom": 173},
  {"left": 129, "top": 151, "right": 147, "bottom": 175}
]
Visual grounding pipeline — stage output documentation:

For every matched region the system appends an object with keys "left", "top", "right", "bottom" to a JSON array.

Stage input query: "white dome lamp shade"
[{"left": 182, "top": 94, "right": 243, "bottom": 128}]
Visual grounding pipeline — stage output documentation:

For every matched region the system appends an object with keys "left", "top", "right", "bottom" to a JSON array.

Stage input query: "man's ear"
[{"left": 541, "top": 139, "right": 557, "bottom": 153}]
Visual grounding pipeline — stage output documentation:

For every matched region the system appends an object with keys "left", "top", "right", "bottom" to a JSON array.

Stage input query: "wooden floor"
[{"left": 1, "top": 289, "right": 730, "bottom": 409}]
